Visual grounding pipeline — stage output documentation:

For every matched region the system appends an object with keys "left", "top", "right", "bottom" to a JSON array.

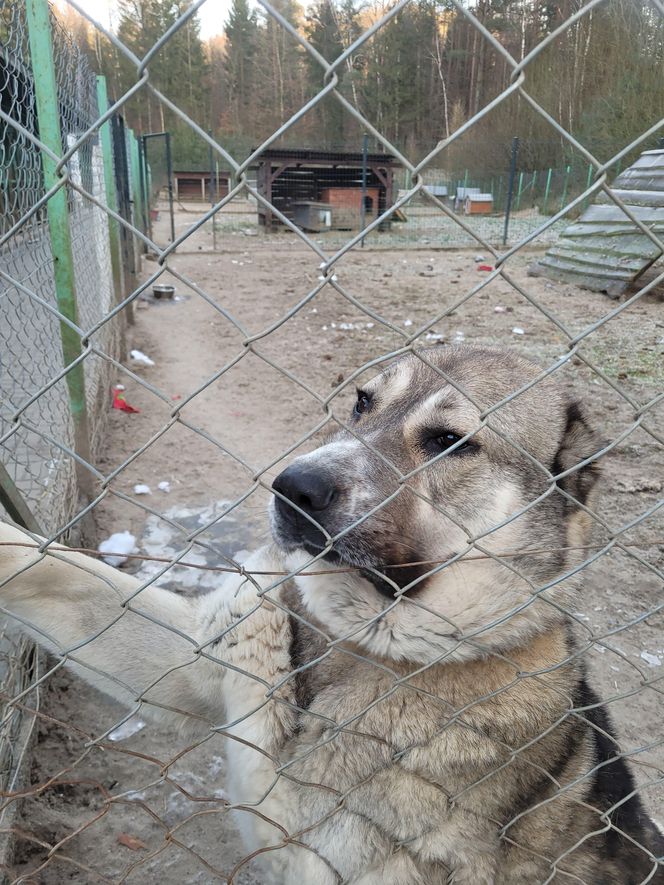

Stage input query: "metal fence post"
[
  {"left": 25, "top": 0, "right": 94, "bottom": 506},
  {"left": 502, "top": 136, "right": 519, "bottom": 245},
  {"left": 543, "top": 167, "right": 553, "bottom": 214},
  {"left": 96, "top": 76, "right": 124, "bottom": 304},
  {"left": 560, "top": 164, "right": 571, "bottom": 212},
  {"left": 164, "top": 131, "right": 175, "bottom": 245}
]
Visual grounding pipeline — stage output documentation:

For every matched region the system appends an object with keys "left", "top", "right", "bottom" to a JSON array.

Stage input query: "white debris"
[
  {"left": 158, "top": 481, "right": 171, "bottom": 493},
  {"left": 425, "top": 332, "right": 444, "bottom": 342},
  {"left": 640, "top": 651, "right": 662, "bottom": 667},
  {"left": 474, "top": 254, "right": 485, "bottom": 262},
  {"left": 98, "top": 531, "right": 137, "bottom": 567},
  {"left": 133, "top": 484, "right": 151, "bottom": 495},
  {"left": 404, "top": 319, "right": 413, "bottom": 327},
  {"left": 322, "top": 325, "right": 328, "bottom": 331},
  {"left": 366, "top": 322, "right": 374, "bottom": 329},
  {"left": 494, "top": 305, "right": 506, "bottom": 313},
  {"left": 130, "top": 349, "right": 155, "bottom": 367},
  {"left": 512, "top": 327, "right": 525, "bottom": 335},
  {"left": 108, "top": 716, "right": 146, "bottom": 742}
]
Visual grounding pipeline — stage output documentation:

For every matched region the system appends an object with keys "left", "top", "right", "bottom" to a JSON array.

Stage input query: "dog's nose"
[{"left": 272, "top": 464, "right": 338, "bottom": 514}]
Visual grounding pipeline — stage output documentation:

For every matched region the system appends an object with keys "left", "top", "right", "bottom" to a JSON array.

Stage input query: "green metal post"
[
  {"left": 96, "top": 76, "right": 124, "bottom": 304},
  {"left": 583, "top": 163, "right": 593, "bottom": 211},
  {"left": 560, "top": 164, "right": 571, "bottom": 212},
  {"left": 543, "top": 167, "right": 552, "bottom": 214},
  {"left": 25, "top": 0, "right": 94, "bottom": 505},
  {"left": 515, "top": 171, "right": 524, "bottom": 211},
  {"left": 463, "top": 169, "right": 469, "bottom": 193},
  {"left": 531, "top": 170, "right": 537, "bottom": 207}
]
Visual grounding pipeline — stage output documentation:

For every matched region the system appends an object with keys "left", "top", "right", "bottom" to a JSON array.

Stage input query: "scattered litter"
[
  {"left": 453, "top": 331, "right": 465, "bottom": 342},
  {"left": 337, "top": 321, "right": 375, "bottom": 331},
  {"left": 98, "top": 531, "right": 137, "bottom": 567},
  {"left": 425, "top": 332, "right": 444, "bottom": 342},
  {"left": 477, "top": 264, "right": 494, "bottom": 272},
  {"left": 494, "top": 305, "right": 506, "bottom": 313},
  {"left": 112, "top": 386, "right": 140, "bottom": 413},
  {"left": 474, "top": 254, "right": 485, "bottom": 262},
  {"left": 572, "top": 612, "right": 590, "bottom": 621},
  {"left": 512, "top": 327, "right": 525, "bottom": 335},
  {"left": 109, "top": 716, "right": 146, "bottom": 741},
  {"left": 130, "top": 349, "right": 155, "bottom": 367},
  {"left": 640, "top": 651, "right": 662, "bottom": 667},
  {"left": 158, "top": 481, "right": 171, "bottom": 493},
  {"left": 610, "top": 665, "right": 620, "bottom": 672},
  {"left": 403, "top": 319, "right": 413, "bottom": 327},
  {"left": 117, "top": 833, "right": 147, "bottom": 851},
  {"left": 173, "top": 295, "right": 183, "bottom": 302},
  {"left": 133, "top": 484, "right": 151, "bottom": 495}
]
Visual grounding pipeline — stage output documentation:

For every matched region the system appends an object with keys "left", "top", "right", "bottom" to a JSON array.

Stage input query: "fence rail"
[{"left": 0, "top": 0, "right": 662, "bottom": 882}]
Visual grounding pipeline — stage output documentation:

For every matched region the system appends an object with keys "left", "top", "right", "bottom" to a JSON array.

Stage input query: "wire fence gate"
[{"left": 0, "top": 0, "right": 663, "bottom": 882}]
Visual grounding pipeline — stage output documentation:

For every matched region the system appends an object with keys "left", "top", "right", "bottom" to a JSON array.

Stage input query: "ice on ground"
[
  {"left": 640, "top": 651, "right": 662, "bottom": 667},
  {"left": 108, "top": 716, "right": 146, "bottom": 742},
  {"left": 98, "top": 531, "right": 137, "bottom": 567}
]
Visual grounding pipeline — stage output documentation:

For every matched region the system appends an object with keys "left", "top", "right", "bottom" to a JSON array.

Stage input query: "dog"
[{"left": 0, "top": 345, "right": 662, "bottom": 884}]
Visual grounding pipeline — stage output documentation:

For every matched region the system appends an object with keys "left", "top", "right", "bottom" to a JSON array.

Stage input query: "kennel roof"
[{"left": 531, "top": 148, "right": 664, "bottom": 296}]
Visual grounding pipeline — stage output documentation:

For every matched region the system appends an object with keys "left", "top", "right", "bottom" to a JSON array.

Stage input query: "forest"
[{"left": 61, "top": 0, "right": 664, "bottom": 179}]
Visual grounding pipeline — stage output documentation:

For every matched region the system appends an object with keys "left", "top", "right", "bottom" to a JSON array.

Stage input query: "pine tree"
[{"left": 224, "top": 0, "right": 258, "bottom": 137}]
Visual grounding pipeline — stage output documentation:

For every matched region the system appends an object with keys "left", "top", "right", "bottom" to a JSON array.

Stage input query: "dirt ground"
[{"left": 10, "top": 202, "right": 664, "bottom": 883}]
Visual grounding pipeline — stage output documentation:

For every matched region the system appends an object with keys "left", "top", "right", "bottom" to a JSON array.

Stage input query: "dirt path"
[{"left": 13, "top": 212, "right": 664, "bottom": 882}]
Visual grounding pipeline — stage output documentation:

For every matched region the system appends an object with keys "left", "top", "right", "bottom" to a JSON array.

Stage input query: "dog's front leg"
[{"left": 0, "top": 521, "right": 245, "bottom": 727}]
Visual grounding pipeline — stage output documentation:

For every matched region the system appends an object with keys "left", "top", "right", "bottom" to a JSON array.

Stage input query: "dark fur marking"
[
  {"left": 575, "top": 677, "right": 664, "bottom": 878},
  {"left": 288, "top": 614, "right": 316, "bottom": 713},
  {"left": 551, "top": 401, "right": 599, "bottom": 508}
]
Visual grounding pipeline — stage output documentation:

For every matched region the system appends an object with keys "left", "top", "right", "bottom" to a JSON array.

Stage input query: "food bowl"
[{"left": 152, "top": 284, "right": 175, "bottom": 300}]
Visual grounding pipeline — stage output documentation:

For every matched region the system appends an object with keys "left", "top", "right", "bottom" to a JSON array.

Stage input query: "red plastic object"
[
  {"left": 112, "top": 386, "right": 140, "bottom": 413},
  {"left": 477, "top": 264, "right": 494, "bottom": 272}
]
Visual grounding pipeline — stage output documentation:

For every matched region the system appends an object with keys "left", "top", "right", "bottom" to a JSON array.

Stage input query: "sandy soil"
[{"left": 9, "top": 203, "right": 664, "bottom": 883}]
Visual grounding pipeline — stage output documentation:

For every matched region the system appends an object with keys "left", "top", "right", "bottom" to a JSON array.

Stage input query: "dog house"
[
  {"left": 464, "top": 193, "right": 493, "bottom": 215},
  {"left": 173, "top": 169, "right": 231, "bottom": 201}
]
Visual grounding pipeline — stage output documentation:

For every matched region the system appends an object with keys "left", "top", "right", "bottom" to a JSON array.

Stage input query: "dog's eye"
[
  {"left": 427, "top": 431, "right": 474, "bottom": 455},
  {"left": 354, "top": 391, "right": 372, "bottom": 417}
]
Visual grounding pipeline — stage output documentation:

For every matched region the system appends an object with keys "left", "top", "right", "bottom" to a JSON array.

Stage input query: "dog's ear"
[{"left": 552, "top": 401, "right": 603, "bottom": 509}]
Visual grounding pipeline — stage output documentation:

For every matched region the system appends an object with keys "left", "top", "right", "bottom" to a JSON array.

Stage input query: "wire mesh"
[{"left": 0, "top": 0, "right": 663, "bottom": 882}]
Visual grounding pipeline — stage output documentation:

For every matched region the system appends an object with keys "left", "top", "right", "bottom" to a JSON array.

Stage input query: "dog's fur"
[{"left": 0, "top": 346, "right": 662, "bottom": 883}]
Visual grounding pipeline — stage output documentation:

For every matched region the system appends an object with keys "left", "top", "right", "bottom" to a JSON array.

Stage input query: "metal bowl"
[{"left": 152, "top": 284, "right": 175, "bottom": 300}]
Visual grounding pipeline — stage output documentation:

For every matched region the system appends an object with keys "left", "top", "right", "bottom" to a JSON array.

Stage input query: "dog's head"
[{"left": 270, "top": 346, "right": 602, "bottom": 663}]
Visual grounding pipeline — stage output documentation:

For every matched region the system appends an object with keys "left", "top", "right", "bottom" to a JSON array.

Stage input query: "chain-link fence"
[{"left": 0, "top": 0, "right": 663, "bottom": 882}]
